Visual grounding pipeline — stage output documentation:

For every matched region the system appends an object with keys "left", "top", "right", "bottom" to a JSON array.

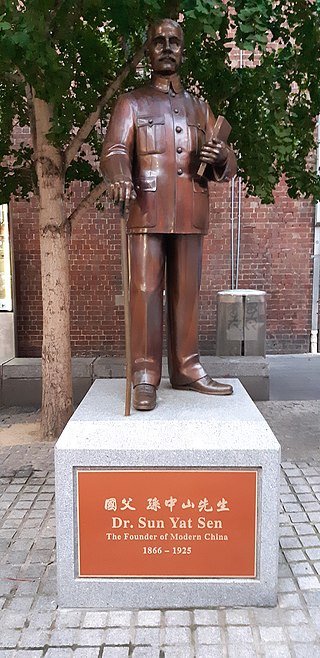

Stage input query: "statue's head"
[{"left": 147, "top": 19, "right": 184, "bottom": 76}]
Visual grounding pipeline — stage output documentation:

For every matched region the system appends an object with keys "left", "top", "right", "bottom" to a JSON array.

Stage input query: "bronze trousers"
[{"left": 129, "top": 233, "right": 206, "bottom": 388}]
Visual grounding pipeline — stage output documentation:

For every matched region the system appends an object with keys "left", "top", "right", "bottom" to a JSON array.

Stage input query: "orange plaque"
[{"left": 76, "top": 469, "right": 257, "bottom": 578}]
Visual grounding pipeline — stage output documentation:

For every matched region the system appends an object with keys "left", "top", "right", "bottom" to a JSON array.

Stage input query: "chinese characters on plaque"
[{"left": 77, "top": 470, "right": 257, "bottom": 578}]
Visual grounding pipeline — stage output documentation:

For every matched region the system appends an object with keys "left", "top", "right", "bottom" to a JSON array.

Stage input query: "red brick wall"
[{"left": 10, "top": 174, "right": 314, "bottom": 357}]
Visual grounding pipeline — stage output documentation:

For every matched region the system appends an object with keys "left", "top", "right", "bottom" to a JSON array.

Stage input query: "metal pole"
[
  {"left": 311, "top": 115, "right": 320, "bottom": 353},
  {"left": 235, "top": 48, "right": 243, "bottom": 290},
  {"left": 235, "top": 175, "right": 242, "bottom": 289},
  {"left": 231, "top": 177, "right": 235, "bottom": 289},
  {"left": 120, "top": 207, "right": 132, "bottom": 415}
]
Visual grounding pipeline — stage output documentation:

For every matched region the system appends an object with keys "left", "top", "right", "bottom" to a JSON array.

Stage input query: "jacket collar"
[{"left": 150, "top": 73, "right": 183, "bottom": 94}]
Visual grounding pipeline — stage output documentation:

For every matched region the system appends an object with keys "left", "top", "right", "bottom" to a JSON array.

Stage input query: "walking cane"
[{"left": 120, "top": 198, "right": 132, "bottom": 416}]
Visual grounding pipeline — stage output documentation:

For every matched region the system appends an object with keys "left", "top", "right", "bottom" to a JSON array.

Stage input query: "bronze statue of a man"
[{"left": 101, "top": 18, "right": 237, "bottom": 411}]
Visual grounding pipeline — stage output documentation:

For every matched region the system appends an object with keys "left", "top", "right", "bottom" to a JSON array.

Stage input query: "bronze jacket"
[{"left": 101, "top": 74, "right": 237, "bottom": 234}]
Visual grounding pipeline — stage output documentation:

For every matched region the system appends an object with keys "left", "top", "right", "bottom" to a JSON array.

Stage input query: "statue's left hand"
[
  {"left": 106, "top": 179, "right": 136, "bottom": 204},
  {"left": 200, "top": 139, "right": 228, "bottom": 166}
]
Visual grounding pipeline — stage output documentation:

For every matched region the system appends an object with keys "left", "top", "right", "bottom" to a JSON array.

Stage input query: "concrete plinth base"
[{"left": 55, "top": 379, "right": 280, "bottom": 609}]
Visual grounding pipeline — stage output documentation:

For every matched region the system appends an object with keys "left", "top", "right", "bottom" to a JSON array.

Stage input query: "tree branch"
[
  {"left": 25, "top": 84, "right": 38, "bottom": 156},
  {"left": 4, "top": 69, "right": 25, "bottom": 85},
  {"left": 67, "top": 180, "right": 107, "bottom": 228},
  {"left": 64, "top": 42, "right": 146, "bottom": 168}
]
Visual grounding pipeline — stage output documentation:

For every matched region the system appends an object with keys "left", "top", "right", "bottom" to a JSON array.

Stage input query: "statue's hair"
[{"left": 147, "top": 18, "right": 184, "bottom": 44}]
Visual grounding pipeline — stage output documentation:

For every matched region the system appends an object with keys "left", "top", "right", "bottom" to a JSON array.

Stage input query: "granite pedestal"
[{"left": 55, "top": 379, "right": 280, "bottom": 608}]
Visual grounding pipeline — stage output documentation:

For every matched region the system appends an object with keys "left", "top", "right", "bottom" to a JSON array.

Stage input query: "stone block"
[{"left": 55, "top": 378, "right": 280, "bottom": 608}]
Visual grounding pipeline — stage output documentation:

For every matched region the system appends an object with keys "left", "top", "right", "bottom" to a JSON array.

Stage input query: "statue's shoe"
[
  {"left": 133, "top": 384, "right": 157, "bottom": 410},
  {"left": 172, "top": 374, "right": 233, "bottom": 396}
]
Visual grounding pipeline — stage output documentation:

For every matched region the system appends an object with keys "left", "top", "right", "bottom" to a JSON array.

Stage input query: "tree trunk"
[{"left": 33, "top": 96, "right": 73, "bottom": 440}]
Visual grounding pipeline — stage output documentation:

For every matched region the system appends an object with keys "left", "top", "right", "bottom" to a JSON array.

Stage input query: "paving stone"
[
  {"left": 83, "top": 611, "right": 108, "bottom": 628},
  {"left": 306, "top": 548, "right": 320, "bottom": 560},
  {"left": 284, "top": 503, "right": 302, "bottom": 513},
  {"left": 157, "top": 650, "right": 194, "bottom": 658},
  {"left": 134, "top": 627, "right": 160, "bottom": 645},
  {"left": 281, "top": 494, "right": 297, "bottom": 503},
  {"left": 18, "top": 629, "right": 51, "bottom": 648},
  {"left": 308, "top": 513, "right": 320, "bottom": 522},
  {"left": 107, "top": 611, "right": 132, "bottom": 626},
  {"left": 226, "top": 626, "right": 253, "bottom": 643},
  {"left": 302, "top": 590, "right": 320, "bottom": 606},
  {"left": 253, "top": 608, "right": 281, "bottom": 625},
  {"left": 259, "top": 626, "right": 286, "bottom": 641},
  {"left": 102, "top": 649, "right": 129, "bottom": 658},
  {"left": 278, "top": 577, "right": 297, "bottom": 592},
  {"left": 194, "top": 648, "right": 226, "bottom": 658},
  {"left": 299, "top": 534, "right": 320, "bottom": 547},
  {"left": 283, "top": 549, "right": 306, "bottom": 562},
  {"left": 292, "top": 647, "right": 320, "bottom": 658},
  {"left": 225, "top": 609, "right": 251, "bottom": 624},
  {"left": 297, "top": 575, "right": 320, "bottom": 590},
  {"left": 278, "top": 592, "right": 302, "bottom": 608},
  {"left": 290, "top": 513, "right": 309, "bottom": 523},
  {"left": 136, "top": 611, "right": 161, "bottom": 626},
  {"left": 164, "top": 610, "right": 191, "bottom": 625},
  {"left": 27, "top": 611, "right": 55, "bottom": 629},
  {"left": 0, "top": 612, "right": 27, "bottom": 629},
  {"left": 131, "top": 646, "right": 159, "bottom": 658},
  {"left": 195, "top": 626, "right": 222, "bottom": 644},
  {"left": 261, "top": 644, "right": 292, "bottom": 658},
  {"left": 290, "top": 562, "right": 314, "bottom": 576},
  {"left": 298, "top": 494, "right": 316, "bottom": 502},
  {"left": 280, "top": 536, "right": 301, "bottom": 549},
  {"left": 278, "top": 609, "right": 309, "bottom": 624},
  {"left": 7, "top": 592, "right": 35, "bottom": 611},
  {"left": 46, "top": 628, "right": 78, "bottom": 646},
  {"left": 104, "top": 628, "right": 132, "bottom": 644},
  {"left": 29, "top": 596, "right": 56, "bottom": 612},
  {"left": 193, "top": 609, "right": 219, "bottom": 625},
  {"left": 287, "top": 624, "right": 318, "bottom": 642},
  {"left": 227, "top": 646, "right": 257, "bottom": 658},
  {"left": 163, "top": 627, "right": 192, "bottom": 645},
  {"left": 0, "top": 631, "right": 20, "bottom": 648}
]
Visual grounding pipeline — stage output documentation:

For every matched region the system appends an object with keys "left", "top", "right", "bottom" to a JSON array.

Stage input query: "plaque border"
[{"left": 75, "top": 468, "right": 258, "bottom": 580}]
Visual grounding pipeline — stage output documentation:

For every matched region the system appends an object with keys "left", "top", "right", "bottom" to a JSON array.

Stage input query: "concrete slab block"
[
  {"left": 1, "top": 378, "right": 42, "bottom": 407},
  {"left": 2, "top": 357, "right": 95, "bottom": 379},
  {"left": 3, "top": 357, "right": 42, "bottom": 379},
  {"left": 93, "top": 357, "right": 125, "bottom": 379},
  {"left": 55, "top": 379, "right": 280, "bottom": 609}
]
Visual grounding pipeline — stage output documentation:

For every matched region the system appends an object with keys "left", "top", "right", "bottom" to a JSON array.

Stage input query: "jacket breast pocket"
[
  {"left": 137, "top": 116, "right": 166, "bottom": 155},
  {"left": 187, "top": 121, "right": 206, "bottom": 154}
]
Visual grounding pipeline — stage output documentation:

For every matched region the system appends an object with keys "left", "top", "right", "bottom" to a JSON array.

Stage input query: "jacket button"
[
  {"left": 171, "top": 92, "right": 176, "bottom": 97},
  {"left": 148, "top": 119, "right": 153, "bottom": 125},
  {"left": 174, "top": 108, "right": 179, "bottom": 113},
  {"left": 177, "top": 146, "right": 182, "bottom": 153},
  {"left": 177, "top": 168, "right": 183, "bottom": 175},
  {"left": 176, "top": 126, "right": 182, "bottom": 133}
]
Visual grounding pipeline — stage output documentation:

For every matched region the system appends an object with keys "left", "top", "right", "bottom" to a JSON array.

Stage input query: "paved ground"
[
  {"left": 1, "top": 445, "right": 320, "bottom": 657},
  {"left": 0, "top": 354, "right": 319, "bottom": 656}
]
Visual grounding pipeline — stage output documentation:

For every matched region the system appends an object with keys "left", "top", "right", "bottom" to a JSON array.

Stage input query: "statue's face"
[{"left": 148, "top": 22, "right": 183, "bottom": 75}]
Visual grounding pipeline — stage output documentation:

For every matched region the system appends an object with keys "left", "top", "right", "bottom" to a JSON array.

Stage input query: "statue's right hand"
[{"left": 106, "top": 180, "right": 136, "bottom": 204}]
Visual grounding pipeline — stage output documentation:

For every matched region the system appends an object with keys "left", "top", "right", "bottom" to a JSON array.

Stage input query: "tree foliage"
[{"left": 0, "top": 0, "right": 320, "bottom": 204}]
